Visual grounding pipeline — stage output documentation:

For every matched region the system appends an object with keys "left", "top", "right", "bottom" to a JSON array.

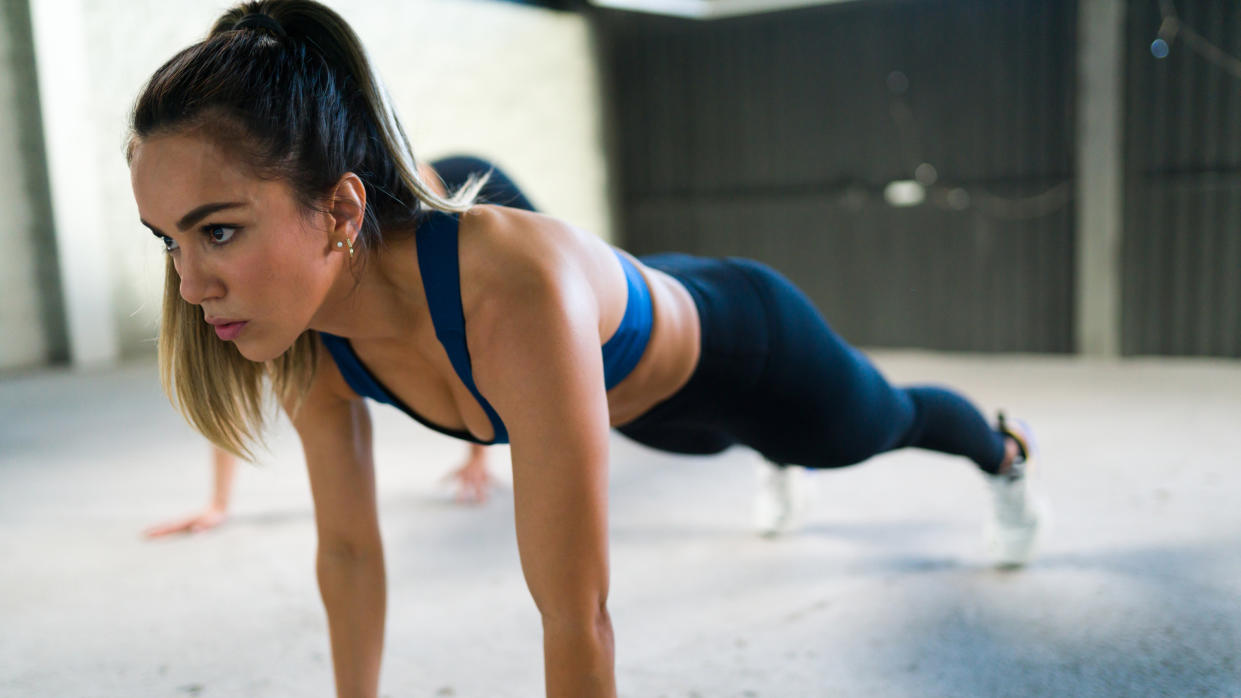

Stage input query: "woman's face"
[{"left": 130, "top": 133, "right": 341, "bottom": 362}]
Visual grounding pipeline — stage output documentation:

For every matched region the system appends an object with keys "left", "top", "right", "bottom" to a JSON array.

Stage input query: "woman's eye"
[
  {"left": 161, "top": 235, "right": 179, "bottom": 252},
  {"left": 205, "top": 225, "right": 238, "bottom": 244}
]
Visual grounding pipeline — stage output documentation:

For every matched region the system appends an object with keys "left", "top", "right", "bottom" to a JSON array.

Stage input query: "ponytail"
[{"left": 130, "top": 0, "right": 480, "bottom": 458}]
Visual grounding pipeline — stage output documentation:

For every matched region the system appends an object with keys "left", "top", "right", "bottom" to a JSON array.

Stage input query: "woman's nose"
[{"left": 176, "top": 253, "right": 219, "bottom": 306}]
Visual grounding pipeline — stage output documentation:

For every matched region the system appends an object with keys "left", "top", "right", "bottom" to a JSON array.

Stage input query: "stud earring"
[{"left": 336, "top": 238, "right": 355, "bottom": 257}]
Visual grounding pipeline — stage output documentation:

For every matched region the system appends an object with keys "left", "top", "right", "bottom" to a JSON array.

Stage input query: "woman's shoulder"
[
  {"left": 457, "top": 204, "right": 583, "bottom": 300},
  {"left": 453, "top": 206, "right": 607, "bottom": 396},
  {"left": 454, "top": 205, "right": 604, "bottom": 353}
]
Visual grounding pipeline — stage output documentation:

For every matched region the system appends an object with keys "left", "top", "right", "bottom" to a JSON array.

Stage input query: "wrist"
[{"left": 542, "top": 609, "right": 616, "bottom": 698}]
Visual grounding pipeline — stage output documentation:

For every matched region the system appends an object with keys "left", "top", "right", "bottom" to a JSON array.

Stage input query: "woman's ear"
[{"left": 327, "top": 172, "right": 367, "bottom": 241}]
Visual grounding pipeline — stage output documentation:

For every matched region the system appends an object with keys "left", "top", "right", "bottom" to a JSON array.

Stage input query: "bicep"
[{"left": 286, "top": 343, "right": 380, "bottom": 548}]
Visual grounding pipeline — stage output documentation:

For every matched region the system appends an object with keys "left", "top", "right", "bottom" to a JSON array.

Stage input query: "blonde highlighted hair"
[{"left": 133, "top": 0, "right": 488, "bottom": 458}]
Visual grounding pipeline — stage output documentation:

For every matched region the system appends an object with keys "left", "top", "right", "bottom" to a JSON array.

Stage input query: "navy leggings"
[
  {"left": 618, "top": 254, "right": 1008, "bottom": 474},
  {"left": 432, "top": 157, "right": 1007, "bottom": 474},
  {"left": 431, "top": 155, "right": 536, "bottom": 212}
]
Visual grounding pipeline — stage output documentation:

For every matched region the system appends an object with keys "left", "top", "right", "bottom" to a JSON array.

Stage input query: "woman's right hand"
[
  {"left": 441, "top": 444, "right": 495, "bottom": 505},
  {"left": 142, "top": 506, "right": 228, "bottom": 539}
]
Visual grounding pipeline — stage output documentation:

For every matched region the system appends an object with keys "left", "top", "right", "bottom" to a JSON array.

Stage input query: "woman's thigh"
[
  {"left": 619, "top": 255, "right": 914, "bottom": 469},
  {"left": 726, "top": 259, "right": 916, "bottom": 468}
]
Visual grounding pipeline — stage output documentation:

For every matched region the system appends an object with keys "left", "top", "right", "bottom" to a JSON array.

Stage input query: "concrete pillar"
[
  {"left": 28, "top": 0, "right": 118, "bottom": 367},
  {"left": 1075, "top": 0, "right": 1125, "bottom": 356},
  {"left": 27, "top": 0, "right": 120, "bottom": 367},
  {"left": 0, "top": 0, "right": 53, "bottom": 369}
]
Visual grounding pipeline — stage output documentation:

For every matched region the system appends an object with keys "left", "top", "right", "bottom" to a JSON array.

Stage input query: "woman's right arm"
[{"left": 285, "top": 347, "right": 386, "bottom": 698}]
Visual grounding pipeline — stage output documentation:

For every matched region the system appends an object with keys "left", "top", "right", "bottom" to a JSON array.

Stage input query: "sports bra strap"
[{"left": 415, "top": 211, "right": 509, "bottom": 444}]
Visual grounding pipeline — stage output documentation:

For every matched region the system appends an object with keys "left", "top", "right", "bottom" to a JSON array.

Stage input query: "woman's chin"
[{"left": 232, "top": 336, "right": 287, "bottom": 363}]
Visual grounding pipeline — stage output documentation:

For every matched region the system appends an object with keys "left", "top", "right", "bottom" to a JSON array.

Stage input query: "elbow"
[
  {"left": 315, "top": 538, "right": 385, "bottom": 589},
  {"left": 540, "top": 599, "right": 615, "bottom": 675},
  {"left": 317, "top": 535, "right": 383, "bottom": 562},
  {"left": 539, "top": 596, "right": 613, "bottom": 637}
]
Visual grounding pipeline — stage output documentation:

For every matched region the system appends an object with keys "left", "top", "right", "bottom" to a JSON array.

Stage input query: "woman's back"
[{"left": 319, "top": 203, "right": 702, "bottom": 443}]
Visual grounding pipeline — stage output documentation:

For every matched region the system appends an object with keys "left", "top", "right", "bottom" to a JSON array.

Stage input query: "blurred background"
[
  {"left": 1, "top": 0, "right": 606, "bottom": 370},
  {"left": 1, "top": 0, "right": 1238, "bottom": 374},
  {"left": 1, "top": 1, "right": 1239, "bottom": 696}
]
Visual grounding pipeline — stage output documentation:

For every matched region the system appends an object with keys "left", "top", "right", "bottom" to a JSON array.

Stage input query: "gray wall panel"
[
  {"left": 594, "top": 0, "right": 1077, "bottom": 352},
  {"left": 625, "top": 195, "right": 1075, "bottom": 352},
  {"left": 1123, "top": 0, "right": 1241, "bottom": 357}
]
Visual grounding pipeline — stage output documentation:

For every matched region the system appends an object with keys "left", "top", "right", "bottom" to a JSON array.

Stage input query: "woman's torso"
[{"left": 338, "top": 205, "right": 701, "bottom": 444}]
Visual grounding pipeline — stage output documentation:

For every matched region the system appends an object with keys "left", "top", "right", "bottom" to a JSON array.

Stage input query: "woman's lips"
[{"left": 213, "top": 321, "right": 248, "bottom": 341}]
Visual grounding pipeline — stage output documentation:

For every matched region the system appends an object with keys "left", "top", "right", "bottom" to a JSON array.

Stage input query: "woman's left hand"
[{"left": 142, "top": 505, "right": 228, "bottom": 538}]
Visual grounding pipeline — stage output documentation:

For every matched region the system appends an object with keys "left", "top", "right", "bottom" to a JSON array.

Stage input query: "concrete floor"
[{"left": 1, "top": 351, "right": 1239, "bottom": 698}]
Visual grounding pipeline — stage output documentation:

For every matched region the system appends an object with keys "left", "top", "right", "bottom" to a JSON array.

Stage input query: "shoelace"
[{"left": 997, "top": 411, "right": 1030, "bottom": 482}]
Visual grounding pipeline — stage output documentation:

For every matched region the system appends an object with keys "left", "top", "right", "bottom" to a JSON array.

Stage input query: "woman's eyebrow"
[{"left": 140, "top": 201, "right": 246, "bottom": 235}]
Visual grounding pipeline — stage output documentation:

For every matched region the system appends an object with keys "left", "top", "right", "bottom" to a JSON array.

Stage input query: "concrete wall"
[
  {"left": 0, "top": 0, "right": 64, "bottom": 371},
  {"left": 73, "top": 0, "right": 607, "bottom": 360}
]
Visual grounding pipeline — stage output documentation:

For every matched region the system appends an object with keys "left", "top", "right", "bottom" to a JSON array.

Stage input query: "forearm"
[
  {"left": 542, "top": 608, "right": 616, "bottom": 698},
  {"left": 317, "top": 544, "right": 387, "bottom": 698},
  {"left": 209, "top": 449, "right": 238, "bottom": 510}
]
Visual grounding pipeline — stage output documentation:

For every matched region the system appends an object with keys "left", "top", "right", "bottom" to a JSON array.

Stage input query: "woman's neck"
[{"left": 308, "top": 230, "right": 428, "bottom": 343}]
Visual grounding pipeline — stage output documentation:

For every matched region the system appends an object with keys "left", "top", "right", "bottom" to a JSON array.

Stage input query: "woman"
[
  {"left": 142, "top": 156, "right": 528, "bottom": 539},
  {"left": 127, "top": 3, "right": 1041, "bottom": 696}
]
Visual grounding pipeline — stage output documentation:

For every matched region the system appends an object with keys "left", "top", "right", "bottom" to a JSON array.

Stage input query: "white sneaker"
[
  {"left": 753, "top": 458, "right": 809, "bottom": 537},
  {"left": 985, "top": 414, "right": 1045, "bottom": 567}
]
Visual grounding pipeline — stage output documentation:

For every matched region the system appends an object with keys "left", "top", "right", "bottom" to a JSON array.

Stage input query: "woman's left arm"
[{"left": 470, "top": 242, "right": 616, "bottom": 698}]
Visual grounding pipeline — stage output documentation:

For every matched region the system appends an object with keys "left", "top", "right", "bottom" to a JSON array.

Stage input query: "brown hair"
[{"left": 130, "top": 1, "right": 486, "bottom": 458}]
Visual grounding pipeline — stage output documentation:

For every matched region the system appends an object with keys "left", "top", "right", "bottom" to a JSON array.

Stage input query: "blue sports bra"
[{"left": 319, "top": 210, "right": 653, "bottom": 445}]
